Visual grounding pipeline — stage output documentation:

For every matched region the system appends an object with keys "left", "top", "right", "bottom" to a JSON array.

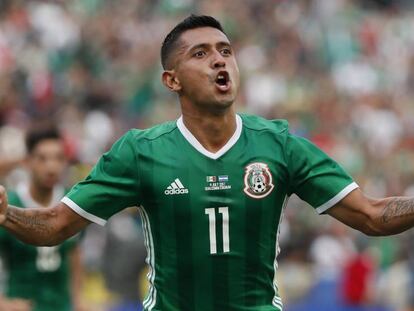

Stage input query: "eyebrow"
[{"left": 187, "top": 41, "right": 232, "bottom": 54}]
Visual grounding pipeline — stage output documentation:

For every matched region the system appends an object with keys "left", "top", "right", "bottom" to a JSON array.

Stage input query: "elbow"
[
  {"left": 360, "top": 223, "right": 384, "bottom": 237},
  {"left": 30, "top": 212, "right": 68, "bottom": 246},
  {"left": 353, "top": 203, "right": 387, "bottom": 237},
  {"left": 360, "top": 209, "right": 388, "bottom": 237},
  {"left": 27, "top": 234, "right": 63, "bottom": 247},
  {"left": 41, "top": 227, "right": 68, "bottom": 246},
  {"left": 39, "top": 238, "right": 63, "bottom": 247},
  {"left": 19, "top": 237, "right": 60, "bottom": 247}
]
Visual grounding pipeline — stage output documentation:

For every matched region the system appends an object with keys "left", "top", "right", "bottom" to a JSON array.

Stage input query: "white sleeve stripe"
[
  {"left": 315, "top": 182, "right": 359, "bottom": 214},
  {"left": 61, "top": 196, "right": 107, "bottom": 226}
]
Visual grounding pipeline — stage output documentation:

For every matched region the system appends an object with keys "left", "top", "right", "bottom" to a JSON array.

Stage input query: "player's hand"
[
  {"left": 0, "top": 297, "right": 33, "bottom": 311},
  {"left": 0, "top": 185, "right": 7, "bottom": 225}
]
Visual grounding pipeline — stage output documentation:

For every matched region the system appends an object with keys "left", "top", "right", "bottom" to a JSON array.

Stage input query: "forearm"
[
  {"left": 371, "top": 196, "right": 414, "bottom": 235},
  {"left": 328, "top": 189, "right": 414, "bottom": 237},
  {"left": 1, "top": 205, "right": 64, "bottom": 246}
]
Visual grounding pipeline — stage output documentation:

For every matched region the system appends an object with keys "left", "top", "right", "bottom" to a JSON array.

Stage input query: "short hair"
[
  {"left": 161, "top": 14, "right": 226, "bottom": 70},
  {"left": 26, "top": 124, "right": 62, "bottom": 154}
]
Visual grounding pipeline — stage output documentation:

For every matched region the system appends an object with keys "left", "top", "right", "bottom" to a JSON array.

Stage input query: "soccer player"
[
  {"left": 0, "top": 125, "right": 85, "bottom": 311},
  {"left": 0, "top": 15, "right": 413, "bottom": 311}
]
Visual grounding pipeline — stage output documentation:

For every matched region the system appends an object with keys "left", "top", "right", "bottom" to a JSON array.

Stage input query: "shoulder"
[
  {"left": 126, "top": 120, "right": 178, "bottom": 142},
  {"left": 107, "top": 121, "right": 178, "bottom": 157},
  {"left": 239, "top": 113, "right": 289, "bottom": 135}
]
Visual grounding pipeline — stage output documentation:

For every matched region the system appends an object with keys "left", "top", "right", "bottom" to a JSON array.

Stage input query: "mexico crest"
[{"left": 243, "top": 162, "right": 274, "bottom": 199}]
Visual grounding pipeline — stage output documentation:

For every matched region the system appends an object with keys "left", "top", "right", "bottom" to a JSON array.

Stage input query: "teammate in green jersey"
[
  {"left": 0, "top": 14, "right": 414, "bottom": 311},
  {"left": 0, "top": 125, "right": 85, "bottom": 311}
]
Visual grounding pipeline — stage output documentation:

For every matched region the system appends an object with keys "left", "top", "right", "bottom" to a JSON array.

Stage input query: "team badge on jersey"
[{"left": 243, "top": 162, "right": 274, "bottom": 199}]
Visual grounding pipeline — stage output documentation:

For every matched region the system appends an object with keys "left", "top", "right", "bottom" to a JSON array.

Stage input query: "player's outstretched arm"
[
  {"left": 0, "top": 186, "right": 90, "bottom": 246},
  {"left": 327, "top": 187, "right": 414, "bottom": 236}
]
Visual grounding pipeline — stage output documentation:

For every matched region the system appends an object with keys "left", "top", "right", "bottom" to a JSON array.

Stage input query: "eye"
[
  {"left": 221, "top": 48, "right": 232, "bottom": 56},
  {"left": 193, "top": 50, "right": 206, "bottom": 58}
]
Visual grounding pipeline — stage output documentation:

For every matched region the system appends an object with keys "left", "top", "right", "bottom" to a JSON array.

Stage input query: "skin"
[
  {"left": 0, "top": 139, "right": 87, "bottom": 311},
  {"left": 0, "top": 26, "right": 413, "bottom": 250},
  {"left": 27, "top": 139, "right": 66, "bottom": 205},
  {"left": 162, "top": 27, "right": 240, "bottom": 152}
]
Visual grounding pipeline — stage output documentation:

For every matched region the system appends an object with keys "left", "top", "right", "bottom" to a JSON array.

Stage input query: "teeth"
[{"left": 218, "top": 75, "right": 224, "bottom": 79}]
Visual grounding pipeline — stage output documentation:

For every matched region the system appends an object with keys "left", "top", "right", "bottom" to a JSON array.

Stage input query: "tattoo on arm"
[
  {"left": 5, "top": 207, "right": 56, "bottom": 238},
  {"left": 381, "top": 198, "right": 414, "bottom": 223}
]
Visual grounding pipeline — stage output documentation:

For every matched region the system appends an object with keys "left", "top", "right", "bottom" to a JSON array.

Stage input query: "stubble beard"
[{"left": 198, "top": 94, "right": 235, "bottom": 115}]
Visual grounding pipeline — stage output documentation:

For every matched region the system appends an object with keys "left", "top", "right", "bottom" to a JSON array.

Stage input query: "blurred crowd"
[{"left": 2, "top": 0, "right": 414, "bottom": 310}]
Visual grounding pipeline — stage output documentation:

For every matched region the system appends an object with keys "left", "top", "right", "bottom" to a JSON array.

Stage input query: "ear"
[{"left": 162, "top": 70, "right": 182, "bottom": 92}]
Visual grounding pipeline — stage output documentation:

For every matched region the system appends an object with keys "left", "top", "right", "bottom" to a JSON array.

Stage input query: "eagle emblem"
[{"left": 243, "top": 162, "right": 274, "bottom": 199}]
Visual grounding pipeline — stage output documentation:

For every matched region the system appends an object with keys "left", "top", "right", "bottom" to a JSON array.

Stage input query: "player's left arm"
[{"left": 327, "top": 187, "right": 414, "bottom": 236}]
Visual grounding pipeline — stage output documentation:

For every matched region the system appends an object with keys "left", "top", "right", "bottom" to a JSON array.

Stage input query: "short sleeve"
[
  {"left": 286, "top": 133, "right": 358, "bottom": 214},
  {"left": 62, "top": 131, "right": 140, "bottom": 226}
]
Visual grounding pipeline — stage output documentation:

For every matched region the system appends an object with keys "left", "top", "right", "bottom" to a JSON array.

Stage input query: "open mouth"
[{"left": 215, "top": 71, "right": 231, "bottom": 92}]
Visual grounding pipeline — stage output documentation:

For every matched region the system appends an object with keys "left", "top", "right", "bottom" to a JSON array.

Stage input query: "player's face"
[
  {"left": 170, "top": 27, "right": 240, "bottom": 111},
  {"left": 28, "top": 139, "right": 66, "bottom": 190}
]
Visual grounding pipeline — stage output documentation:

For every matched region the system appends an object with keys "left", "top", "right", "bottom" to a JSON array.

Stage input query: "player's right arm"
[
  {"left": 0, "top": 131, "right": 139, "bottom": 246},
  {"left": 0, "top": 295, "right": 33, "bottom": 311},
  {"left": 0, "top": 187, "right": 90, "bottom": 246}
]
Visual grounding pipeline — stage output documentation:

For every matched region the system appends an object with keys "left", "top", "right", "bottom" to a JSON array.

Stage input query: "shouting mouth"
[{"left": 215, "top": 71, "right": 231, "bottom": 92}]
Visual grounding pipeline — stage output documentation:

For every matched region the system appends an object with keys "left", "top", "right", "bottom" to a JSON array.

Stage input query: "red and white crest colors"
[{"left": 243, "top": 162, "right": 274, "bottom": 199}]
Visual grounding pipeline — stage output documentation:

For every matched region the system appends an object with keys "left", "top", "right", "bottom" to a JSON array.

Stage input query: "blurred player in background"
[
  {"left": 4, "top": 14, "right": 414, "bottom": 311},
  {"left": 0, "top": 125, "right": 85, "bottom": 311}
]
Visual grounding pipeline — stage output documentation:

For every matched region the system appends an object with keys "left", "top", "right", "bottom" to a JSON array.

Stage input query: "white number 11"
[{"left": 205, "top": 207, "right": 230, "bottom": 254}]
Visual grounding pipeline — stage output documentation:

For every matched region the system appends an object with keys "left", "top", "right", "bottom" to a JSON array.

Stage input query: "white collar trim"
[
  {"left": 16, "top": 182, "right": 65, "bottom": 208},
  {"left": 177, "top": 114, "right": 242, "bottom": 160}
]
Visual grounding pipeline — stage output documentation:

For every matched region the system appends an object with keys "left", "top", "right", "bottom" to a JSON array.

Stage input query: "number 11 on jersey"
[{"left": 205, "top": 207, "right": 230, "bottom": 254}]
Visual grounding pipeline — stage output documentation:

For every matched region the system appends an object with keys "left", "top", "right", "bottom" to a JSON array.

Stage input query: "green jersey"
[
  {"left": 0, "top": 184, "right": 77, "bottom": 311},
  {"left": 63, "top": 114, "right": 357, "bottom": 311}
]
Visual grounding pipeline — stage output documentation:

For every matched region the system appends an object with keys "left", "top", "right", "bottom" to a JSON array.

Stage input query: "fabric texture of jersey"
[
  {"left": 63, "top": 114, "right": 357, "bottom": 311},
  {"left": 0, "top": 184, "right": 78, "bottom": 311}
]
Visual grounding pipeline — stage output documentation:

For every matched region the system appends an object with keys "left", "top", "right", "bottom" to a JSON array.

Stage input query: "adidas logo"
[{"left": 164, "top": 178, "right": 189, "bottom": 195}]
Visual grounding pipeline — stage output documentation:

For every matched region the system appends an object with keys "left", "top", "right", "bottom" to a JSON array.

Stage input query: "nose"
[{"left": 211, "top": 50, "right": 225, "bottom": 69}]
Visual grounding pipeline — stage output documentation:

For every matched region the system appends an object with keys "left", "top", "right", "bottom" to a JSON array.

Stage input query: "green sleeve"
[
  {"left": 286, "top": 133, "right": 358, "bottom": 214},
  {"left": 62, "top": 130, "right": 140, "bottom": 225}
]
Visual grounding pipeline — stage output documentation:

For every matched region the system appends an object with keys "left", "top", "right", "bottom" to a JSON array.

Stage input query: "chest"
[{"left": 138, "top": 144, "right": 289, "bottom": 214}]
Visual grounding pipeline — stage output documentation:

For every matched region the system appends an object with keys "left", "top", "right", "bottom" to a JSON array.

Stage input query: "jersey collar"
[{"left": 176, "top": 114, "right": 242, "bottom": 160}]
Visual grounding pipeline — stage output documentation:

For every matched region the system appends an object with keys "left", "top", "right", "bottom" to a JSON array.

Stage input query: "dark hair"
[
  {"left": 26, "top": 124, "right": 62, "bottom": 154},
  {"left": 161, "top": 14, "right": 226, "bottom": 70}
]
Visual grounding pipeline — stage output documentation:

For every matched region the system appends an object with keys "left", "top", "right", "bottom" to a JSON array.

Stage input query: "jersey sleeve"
[
  {"left": 62, "top": 130, "right": 140, "bottom": 226},
  {"left": 286, "top": 133, "right": 358, "bottom": 214}
]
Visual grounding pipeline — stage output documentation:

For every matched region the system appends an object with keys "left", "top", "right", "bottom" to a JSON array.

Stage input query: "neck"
[
  {"left": 29, "top": 182, "right": 53, "bottom": 207},
  {"left": 181, "top": 106, "right": 237, "bottom": 153}
]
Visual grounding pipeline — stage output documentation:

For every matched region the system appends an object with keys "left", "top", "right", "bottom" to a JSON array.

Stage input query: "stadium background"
[{"left": 2, "top": 0, "right": 414, "bottom": 310}]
